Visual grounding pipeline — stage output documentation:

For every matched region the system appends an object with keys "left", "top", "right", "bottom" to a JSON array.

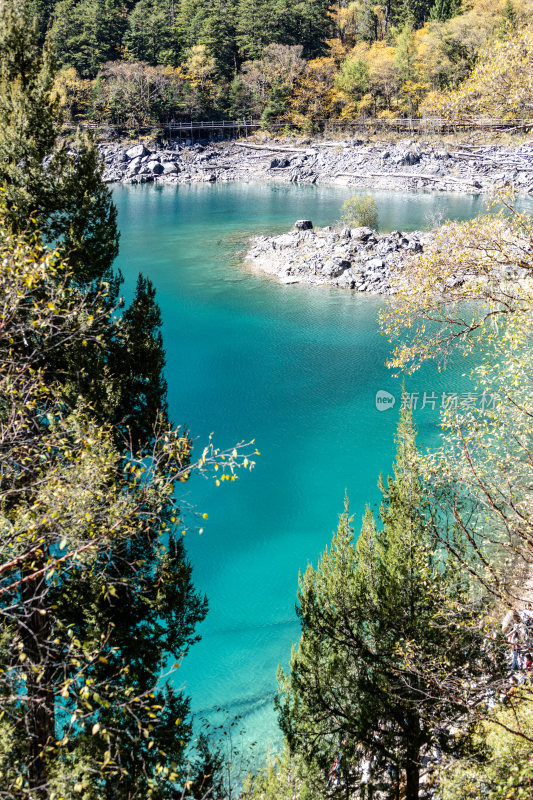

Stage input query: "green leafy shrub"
[{"left": 339, "top": 195, "right": 378, "bottom": 229}]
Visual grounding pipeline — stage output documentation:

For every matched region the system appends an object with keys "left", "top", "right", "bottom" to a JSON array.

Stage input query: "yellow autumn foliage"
[{"left": 421, "top": 30, "right": 533, "bottom": 118}]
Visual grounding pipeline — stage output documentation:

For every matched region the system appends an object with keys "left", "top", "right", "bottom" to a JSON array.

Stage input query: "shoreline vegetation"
[{"left": 47, "top": 0, "right": 533, "bottom": 138}]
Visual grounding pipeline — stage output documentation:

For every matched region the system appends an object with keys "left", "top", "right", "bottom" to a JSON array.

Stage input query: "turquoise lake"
[{"left": 113, "top": 183, "right": 533, "bottom": 760}]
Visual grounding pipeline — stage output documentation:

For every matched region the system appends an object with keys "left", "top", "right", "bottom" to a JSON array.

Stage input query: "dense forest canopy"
[{"left": 32, "top": 0, "right": 533, "bottom": 128}]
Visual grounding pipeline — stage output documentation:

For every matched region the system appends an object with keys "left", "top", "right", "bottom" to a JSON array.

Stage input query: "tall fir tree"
[
  {"left": 0, "top": 0, "right": 172, "bottom": 446},
  {"left": 394, "top": 20, "right": 417, "bottom": 86},
  {"left": 277, "top": 410, "right": 488, "bottom": 800},
  {"left": 430, "top": 0, "right": 461, "bottom": 22},
  {"left": 111, "top": 273, "right": 169, "bottom": 447},
  {"left": 235, "top": 0, "right": 280, "bottom": 60},
  {"left": 123, "top": 0, "right": 182, "bottom": 67},
  {"left": 0, "top": 3, "right": 218, "bottom": 796},
  {"left": 49, "top": 0, "right": 126, "bottom": 78},
  {"left": 51, "top": 526, "right": 208, "bottom": 799},
  {"left": 177, "top": 0, "right": 238, "bottom": 77},
  {"left": 0, "top": 0, "right": 119, "bottom": 284},
  {"left": 277, "top": 0, "right": 334, "bottom": 59}
]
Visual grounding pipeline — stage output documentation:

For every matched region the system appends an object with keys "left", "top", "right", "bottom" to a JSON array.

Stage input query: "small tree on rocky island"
[
  {"left": 277, "top": 409, "right": 487, "bottom": 800},
  {"left": 339, "top": 195, "right": 378, "bottom": 230}
]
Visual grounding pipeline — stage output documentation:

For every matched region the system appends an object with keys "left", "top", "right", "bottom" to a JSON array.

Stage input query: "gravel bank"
[{"left": 100, "top": 138, "right": 533, "bottom": 194}]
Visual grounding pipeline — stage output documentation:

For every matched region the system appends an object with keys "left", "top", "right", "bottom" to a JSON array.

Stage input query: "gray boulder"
[
  {"left": 161, "top": 161, "right": 180, "bottom": 174},
  {"left": 126, "top": 144, "right": 150, "bottom": 160},
  {"left": 294, "top": 219, "right": 313, "bottom": 230},
  {"left": 351, "top": 226, "right": 374, "bottom": 241},
  {"left": 323, "top": 257, "right": 351, "bottom": 278},
  {"left": 147, "top": 161, "right": 164, "bottom": 175},
  {"left": 391, "top": 144, "right": 421, "bottom": 166},
  {"left": 270, "top": 157, "right": 290, "bottom": 168},
  {"left": 127, "top": 156, "right": 142, "bottom": 174}
]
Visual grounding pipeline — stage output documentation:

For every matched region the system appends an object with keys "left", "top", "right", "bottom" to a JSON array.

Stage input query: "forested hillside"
[{"left": 35, "top": 0, "right": 533, "bottom": 129}]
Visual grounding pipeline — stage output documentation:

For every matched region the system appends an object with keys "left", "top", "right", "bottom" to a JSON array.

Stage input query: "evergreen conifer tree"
[
  {"left": 235, "top": 0, "right": 280, "bottom": 60},
  {"left": 0, "top": 0, "right": 119, "bottom": 284},
  {"left": 394, "top": 20, "right": 417, "bottom": 86},
  {"left": 0, "top": 0, "right": 171, "bottom": 447},
  {"left": 277, "top": 410, "right": 487, "bottom": 800},
  {"left": 228, "top": 75, "right": 256, "bottom": 118},
  {"left": 0, "top": 3, "right": 224, "bottom": 796},
  {"left": 51, "top": 528, "right": 208, "bottom": 799},
  {"left": 112, "top": 273, "right": 169, "bottom": 446},
  {"left": 500, "top": 0, "right": 517, "bottom": 31},
  {"left": 49, "top": 0, "right": 126, "bottom": 78},
  {"left": 261, "top": 80, "right": 290, "bottom": 128},
  {"left": 177, "top": 0, "right": 238, "bottom": 77},
  {"left": 123, "top": 0, "right": 181, "bottom": 67},
  {"left": 430, "top": 0, "right": 460, "bottom": 23}
]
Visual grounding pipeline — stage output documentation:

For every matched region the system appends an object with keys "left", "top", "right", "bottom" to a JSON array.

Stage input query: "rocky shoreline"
[
  {"left": 245, "top": 221, "right": 427, "bottom": 294},
  {"left": 100, "top": 138, "right": 533, "bottom": 194}
]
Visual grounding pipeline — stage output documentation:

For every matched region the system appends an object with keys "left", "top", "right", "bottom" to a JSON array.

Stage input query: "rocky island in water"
[
  {"left": 100, "top": 136, "right": 533, "bottom": 295},
  {"left": 245, "top": 220, "right": 426, "bottom": 294}
]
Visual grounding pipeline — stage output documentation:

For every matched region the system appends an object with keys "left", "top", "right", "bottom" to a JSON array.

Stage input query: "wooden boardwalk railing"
[
  {"left": 322, "top": 117, "right": 533, "bottom": 134},
  {"left": 66, "top": 117, "right": 533, "bottom": 138}
]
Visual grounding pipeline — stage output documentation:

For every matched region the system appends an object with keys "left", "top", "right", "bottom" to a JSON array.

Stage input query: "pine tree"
[
  {"left": 0, "top": 4, "right": 223, "bottom": 796},
  {"left": 51, "top": 530, "right": 208, "bottom": 799},
  {"left": 0, "top": 0, "right": 173, "bottom": 448},
  {"left": 235, "top": 0, "right": 279, "bottom": 60},
  {"left": 0, "top": 0, "right": 119, "bottom": 285},
  {"left": 394, "top": 20, "right": 417, "bottom": 86},
  {"left": 395, "top": 0, "right": 434, "bottom": 27},
  {"left": 260, "top": 80, "right": 290, "bottom": 128},
  {"left": 279, "top": 0, "right": 334, "bottom": 59},
  {"left": 430, "top": 0, "right": 461, "bottom": 23},
  {"left": 0, "top": 214, "right": 203, "bottom": 797},
  {"left": 175, "top": 0, "right": 238, "bottom": 77},
  {"left": 228, "top": 75, "right": 256, "bottom": 117},
  {"left": 111, "top": 273, "right": 169, "bottom": 447},
  {"left": 49, "top": 0, "right": 126, "bottom": 78},
  {"left": 277, "top": 410, "right": 487, "bottom": 800},
  {"left": 502, "top": 0, "right": 516, "bottom": 26},
  {"left": 123, "top": 0, "right": 181, "bottom": 67}
]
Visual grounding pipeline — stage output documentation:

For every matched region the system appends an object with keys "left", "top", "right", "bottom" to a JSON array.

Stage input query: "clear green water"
[{"left": 113, "top": 183, "right": 532, "bottom": 758}]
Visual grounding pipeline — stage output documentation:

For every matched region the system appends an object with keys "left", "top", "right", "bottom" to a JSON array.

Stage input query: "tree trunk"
[
  {"left": 404, "top": 758, "right": 420, "bottom": 800},
  {"left": 22, "top": 570, "right": 54, "bottom": 798},
  {"left": 404, "top": 744, "right": 420, "bottom": 800}
]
